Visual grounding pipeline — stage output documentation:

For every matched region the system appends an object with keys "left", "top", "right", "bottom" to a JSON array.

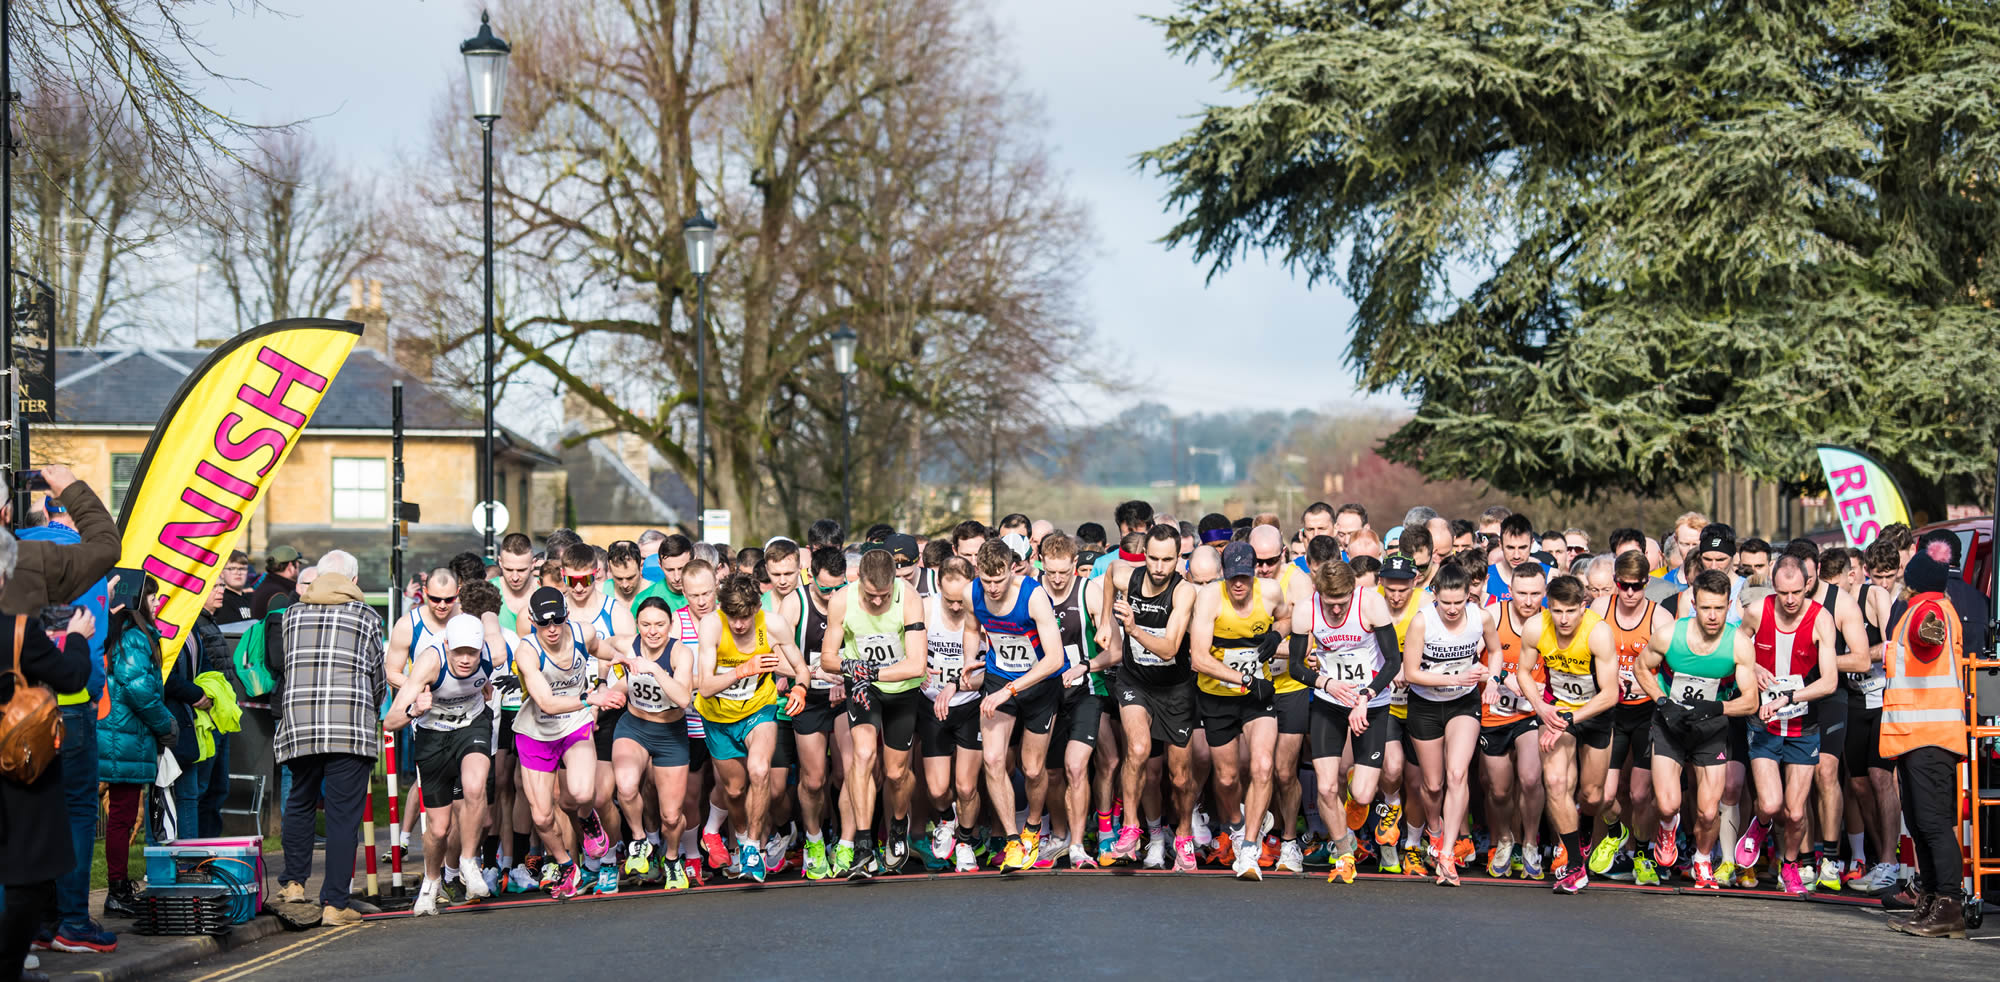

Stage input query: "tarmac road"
[{"left": 151, "top": 871, "right": 1997, "bottom": 982}]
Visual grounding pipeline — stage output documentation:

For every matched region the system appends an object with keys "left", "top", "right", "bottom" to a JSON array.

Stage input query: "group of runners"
[{"left": 375, "top": 500, "right": 1964, "bottom": 929}]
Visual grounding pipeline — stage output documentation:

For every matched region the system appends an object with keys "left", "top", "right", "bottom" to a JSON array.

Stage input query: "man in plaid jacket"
[{"left": 273, "top": 549, "right": 383, "bottom": 925}]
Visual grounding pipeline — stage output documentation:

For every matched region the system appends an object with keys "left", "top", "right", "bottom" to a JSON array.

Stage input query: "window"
[
  {"left": 109, "top": 454, "right": 140, "bottom": 513},
  {"left": 331, "top": 457, "right": 387, "bottom": 521}
]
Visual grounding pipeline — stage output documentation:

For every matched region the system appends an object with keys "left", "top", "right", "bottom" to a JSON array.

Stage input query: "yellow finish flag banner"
[
  {"left": 117, "top": 319, "right": 363, "bottom": 673},
  {"left": 1814, "top": 444, "right": 1911, "bottom": 549}
]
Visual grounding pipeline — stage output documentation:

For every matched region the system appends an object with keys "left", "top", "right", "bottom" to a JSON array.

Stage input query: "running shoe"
[
  {"left": 623, "top": 840, "right": 652, "bottom": 878},
  {"left": 1633, "top": 855, "right": 1661, "bottom": 887},
  {"left": 1020, "top": 829, "right": 1042, "bottom": 869},
  {"left": 999, "top": 836, "right": 1029, "bottom": 873},
  {"left": 1779, "top": 860, "right": 1806, "bottom": 896},
  {"left": 1691, "top": 857, "right": 1719, "bottom": 890},
  {"left": 1097, "top": 814, "right": 1116, "bottom": 852},
  {"left": 597, "top": 862, "right": 620, "bottom": 894},
  {"left": 1715, "top": 860, "right": 1740, "bottom": 885},
  {"left": 931, "top": 821, "right": 956, "bottom": 861},
  {"left": 884, "top": 833, "right": 909, "bottom": 874},
  {"left": 1651, "top": 821, "right": 1679, "bottom": 869},
  {"left": 460, "top": 856, "right": 492, "bottom": 899},
  {"left": 1071, "top": 842, "right": 1096, "bottom": 868},
  {"left": 1521, "top": 845, "right": 1546, "bottom": 881},
  {"left": 506, "top": 865, "right": 537, "bottom": 893},
  {"left": 742, "top": 842, "right": 768, "bottom": 883},
  {"left": 1328, "top": 853, "right": 1358, "bottom": 884},
  {"left": 833, "top": 842, "right": 856, "bottom": 877},
  {"left": 1144, "top": 834, "right": 1168, "bottom": 870},
  {"left": 1454, "top": 834, "right": 1476, "bottom": 867},
  {"left": 666, "top": 859, "right": 690, "bottom": 891},
  {"left": 1589, "top": 824, "right": 1629, "bottom": 875},
  {"left": 1109, "top": 825, "right": 1143, "bottom": 864},
  {"left": 50, "top": 921, "right": 117, "bottom": 954},
  {"left": 1232, "top": 834, "right": 1263, "bottom": 881},
  {"left": 1345, "top": 793, "right": 1370, "bottom": 832},
  {"left": 1733, "top": 862, "right": 1759, "bottom": 888},
  {"left": 1377, "top": 845, "right": 1403, "bottom": 874},
  {"left": 414, "top": 878, "right": 441, "bottom": 916},
  {"left": 552, "top": 862, "right": 582, "bottom": 900},
  {"left": 1208, "top": 829, "right": 1236, "bottom": 867},
  {"left": 702, "top": 831, "right": 732, "bottom": 870},
  {"left": 954, "top": 842, "right": 979, "bottom": 872},
  {"left": 803, "top": 840, "right": 832, "bottom": 880},
  {"left": 1401, "top": 846, "right": 1429, "bottom": 877},
  {"left": 1259, "top": 833, "right": 1281, "bottom": 869},
  {"left": 1857, "top": 862, "right": 1899, "bottom": 895},
  {"left": 1036, "top": 833, "right": 1069, "bottom": 870},
  {"left": 1842, "top": 859, "right": 1871, "bottom": 886},
  {"left": 1553, "top": 864, "right": 1589, "bottom": 895},
  {"left": 1733, "top": 819, "right": 1769, "bottom": 869},
  {"left": 1277, "top": 839, "right": 1305, "bottom": 874},
  {"left": 1173, "top": 835, "right": 1199, "bottom": 873},
  {"left": 1487, "top": 841, "right": 1515, "bottom": 879},
  {"left": 540, "top": 861, "right": 561, "bottom": 890},
  {"left": 1373, "top": 802, "right": 1403, "bottom": 847},
  {"left": 1815, "top": 857, "right": 1842, "bottom": 892},
  {"left": 580, "top": 811, "right": 611, "bottom": 860},
  {"left": 1605, "top": 852, "right": 1636, "bottom": 882},
  {"left": 1552, "top": 840, "right": 1570, "bottom": 873},
  {"left": 766, "top": 832, "right": 795, "bottom": 875},
  {"left": 1435, "top": 859, "right": 1461, "bottom": 887},
  {"left": 685, "top": 859, "right": 705, "bottom": 888},
  {"left": 1192, "top": 808, "right": 1214, "bottom": 847},
  {"left": 482, "top": 867, "right": 504, "bottom": 897}
]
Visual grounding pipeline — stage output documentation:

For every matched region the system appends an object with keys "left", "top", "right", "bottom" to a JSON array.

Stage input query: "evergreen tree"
[{"left": 1143, "top": 0, "right": 2000, "bottom": 515}]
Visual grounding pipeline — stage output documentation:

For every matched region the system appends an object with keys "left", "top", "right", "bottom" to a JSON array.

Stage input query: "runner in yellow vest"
[{"left": 694, "top": 573, "right": 807, "bottom": 883}]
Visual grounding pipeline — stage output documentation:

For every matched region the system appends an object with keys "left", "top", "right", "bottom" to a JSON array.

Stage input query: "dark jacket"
[
  {"left": 0, "top": 481, "right": 120, "bottom": 615},
  {"left": 219, "top": 588, "right": 256, "bottom": 625},
  {"left": 0, "top": 615, "right": 91, "bottom": 884},
  {"left": 162, "top": 634, "right": 205, "bottom": 765},
  {"left": 249, "top": 572, "right": 296, "bottom": 621},
  {"left": 100, "top": 619, "right": 177, "bottom": 785}
]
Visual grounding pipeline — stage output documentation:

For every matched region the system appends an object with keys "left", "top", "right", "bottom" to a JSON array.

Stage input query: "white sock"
[
  {"left": 647, "top": 831, "right": 662, "bottom": 847},
  {"left": 681, "top": 830, "right": 699, "bottom": 856},
  {"left": 1383, "top": 791, "right": 1402, "bottom": 807},
  {"left": 807, "top": 831, "right": 824, "bottom": 845},
  {"left": 706, "top": 805, "right": 728, "bottom": 835},
  {"left": 1847, "top": 832, "right": 1865, "bottom": 863},
  {"left": 839, "top": 839, "right": 854, "bottom": 850},
  {"left": 498, "top": 854, "right": 512, "bottom": 871},
  {"left": 443, "top": 865, "right": 458, "bottom": 882}
]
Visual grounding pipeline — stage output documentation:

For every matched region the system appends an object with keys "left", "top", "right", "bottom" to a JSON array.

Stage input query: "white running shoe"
[
  {"left": 1277, "top": 838, "right": 1305, "bottom": 874},
  {"left": 1071, "top": 842, "right": 1095, "bottom": 868},
  {"left": 459, "top": 856, "right": 490, "bottom": 899},
  {"left": 954, "top": 842, "right": 979, "bottom": 873},
  {"left": 931, "top": 820, "right": 956, "bottom": 860},
  {"left": 414, "top": 878, "right": 441, "bottom": 916},
  {"left": 1192, "top": 809, "right": 1214, "bottom": 848},
  {"left": 1143, "top": 835, "right": 1167, "bottom": 869},
  {"left": 1860, "top": 862, "right": 1899, "bottom": 895},
  {"left": 1231, "top": 834, "right": 1262, "bottom": 881}
]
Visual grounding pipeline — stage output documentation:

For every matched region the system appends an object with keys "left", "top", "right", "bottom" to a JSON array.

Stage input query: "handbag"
[
  {"left": 151, "top": 747, "right": 183, "bottom": 842},
  {"left": 0, "top": 615, "right": 61, "bottom": 783}
]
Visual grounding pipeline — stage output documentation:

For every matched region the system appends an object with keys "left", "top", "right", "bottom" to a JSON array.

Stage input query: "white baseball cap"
[{"left": 445, "top": 613, "right": 484, "bottom": 652}]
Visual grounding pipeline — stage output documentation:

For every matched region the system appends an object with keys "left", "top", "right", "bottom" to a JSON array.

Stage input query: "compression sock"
[
  {"left": 1559, "top": 831, "right": 1583, "bottom": 870},
  {"left": 706, "top": 804, "right": 728, "bottom": 836},
  {"left": 1847, "top": 832, "right": 1866, "bottom": 864}
]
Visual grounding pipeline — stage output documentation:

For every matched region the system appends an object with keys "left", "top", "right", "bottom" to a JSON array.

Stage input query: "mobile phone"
[
  {"left": 109, "top": 566, "right": 146, "bottom": 603},
  {"left": 17, "top": 469, "right": 47, "bottom": 492},
  {"left": 38, "top": 604, "right": 74, "bottom": 635}
]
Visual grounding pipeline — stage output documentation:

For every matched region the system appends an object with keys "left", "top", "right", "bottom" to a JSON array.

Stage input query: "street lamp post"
[
  {"left": 831, "top": 323, "right": 858, "bottom": 535},
  {"left": 682, "top": 209, "right": 717, "bottom": 538},
  {"left": 462, "top": 11, "right": 510, "bottom": 562}
]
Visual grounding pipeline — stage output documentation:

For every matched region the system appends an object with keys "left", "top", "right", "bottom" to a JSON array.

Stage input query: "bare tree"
[
  {"left": 387, "top": 0, "right": 1093, "bottom": 539},
  {"left": 202, "top": 132, "right": 385, "bottom": 333},
  {"left": 14, "top": 83, "right": 171, "bottom": 346}
]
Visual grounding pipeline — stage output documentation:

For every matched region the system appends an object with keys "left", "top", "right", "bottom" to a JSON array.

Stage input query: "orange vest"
[{"left": 1881, "top": 593, "right": 1964, "bottom": 758}]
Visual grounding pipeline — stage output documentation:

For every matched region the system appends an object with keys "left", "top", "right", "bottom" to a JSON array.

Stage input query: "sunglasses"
[
  {"left": 537, "top": 616, "right": 568, "bottom": 627},
  {"left": 426, "top": 593, "right": 458, "bottom": 604},
  {"left": 1254, "top": 554, "right": 1282, "bottom": 567},
  {"left": 1615, "top": 579, "right": 1647, "bottom": 592},
  {"left": 815, "top": 583, "right": 841, "bottom": 595},
  {"left": 563, "top": 572, "right": 594, "bottom": 586}
]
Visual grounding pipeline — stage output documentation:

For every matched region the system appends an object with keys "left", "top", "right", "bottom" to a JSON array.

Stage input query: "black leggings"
[
  {"left": 1896, "top": 746, "right": 1962, "bottom": 895},
  {"left": 2, "top": 880, "right": 56, "bottom": 981}
]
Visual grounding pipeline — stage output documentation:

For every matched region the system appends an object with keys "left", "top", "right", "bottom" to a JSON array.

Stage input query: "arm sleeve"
[
  {"left": 1288, "top": 632, "right": 1320, "bottom": 689},
  {"left": 1367, "top": 623, "right": 1402, "bottom": 693}
]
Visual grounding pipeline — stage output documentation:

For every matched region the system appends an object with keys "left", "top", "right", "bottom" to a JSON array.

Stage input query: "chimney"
[
  {"left": 343, "top": 277, "right": 390, "bottom": 357},
  {"left": 393, "top": 332, "right": 437, "bottom": 382}
]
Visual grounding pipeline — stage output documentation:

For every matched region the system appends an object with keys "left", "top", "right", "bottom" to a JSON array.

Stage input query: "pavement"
[{"left": 136, "top": 871, "right": 1999, "bottom": 982}]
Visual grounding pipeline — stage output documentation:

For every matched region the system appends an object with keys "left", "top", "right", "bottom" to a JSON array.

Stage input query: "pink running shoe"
[
  {"left": 1173, "top": 835, "right": 1198, "bottom": 873},
  {"left": 1733, "top": 819, "right": 1768, "bottom": 869},
  {"left": 1109, "top": 825, "right": 1143, "bottom": 864}
]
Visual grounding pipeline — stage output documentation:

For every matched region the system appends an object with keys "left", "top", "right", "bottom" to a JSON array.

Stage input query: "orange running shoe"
[
  {"left": 1259, "top": 834, "right": 1280, "bottom": 869},
  {"left": 1454, "top": 834, "right": 1476, "bottom": 866},
  {"left": 1344, "top": 794, "right": 1370, "bottom": 832}
]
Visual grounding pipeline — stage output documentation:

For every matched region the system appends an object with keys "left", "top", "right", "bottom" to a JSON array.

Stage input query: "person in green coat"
[{"left": 97, "top": 577, "right": 176, "bottom": 916}]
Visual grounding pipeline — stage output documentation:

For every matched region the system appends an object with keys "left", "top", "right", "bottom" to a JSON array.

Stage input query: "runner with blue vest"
[{"left": 971, "top": 537, "right": 1068, "bottom": 873}]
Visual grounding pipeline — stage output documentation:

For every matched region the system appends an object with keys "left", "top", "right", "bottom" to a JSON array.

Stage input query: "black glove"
[
  {"left": 841, "top": 658, "right": 877, "bottom": 685},
  {"left": 1244, "top": 674, "right": 1276, "bottom": 703},
  {"left": 1654, "top": 697, "right": 1686, "bottom": 729},
  {"left": 1683, "top": 699, "right": 1723, "bottom": 723},
  {"left": 849, "top": 682, "right": 873, "bottom": 712},
  {"left": 493, "top": 675, "right": 523, "bottom": 696}
]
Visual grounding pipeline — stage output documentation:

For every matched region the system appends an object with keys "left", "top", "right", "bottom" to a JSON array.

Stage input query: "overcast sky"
[{"left": 192, "top": 0, "right": 1406, "bottom": 420}]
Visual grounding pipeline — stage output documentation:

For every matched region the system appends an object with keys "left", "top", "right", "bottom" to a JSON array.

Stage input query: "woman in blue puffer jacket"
[{"left": 98, "top": 576, "right": 176, "bottom": 915}]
